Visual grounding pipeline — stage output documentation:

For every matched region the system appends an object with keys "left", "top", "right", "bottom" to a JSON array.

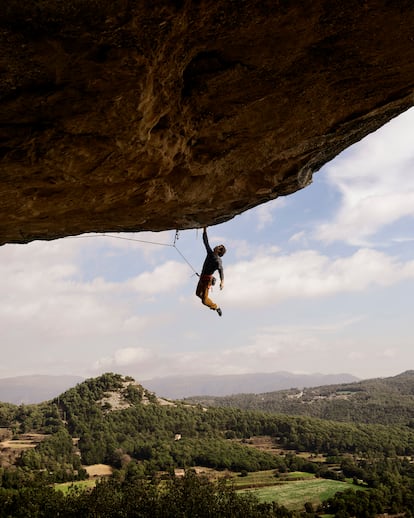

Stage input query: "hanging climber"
[{"left": 196, "top": 226, "right": 226, "bottom": 316}]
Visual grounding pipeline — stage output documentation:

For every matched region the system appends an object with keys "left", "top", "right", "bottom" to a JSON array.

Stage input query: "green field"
[
  {"left": 55, "top": 479, "right": 96, "bottom": 494},
  {"left": 54, "top": 469, "right": 356, "bottom": 512},
  {"left": 230, "top": 469, "right": 280, "bottom": 488},
  {"left": 230, "top": 469, "right": 315, "bottom": 489},
  {"left": 239, "top": 477, "right": 355, "bottom": 510}
]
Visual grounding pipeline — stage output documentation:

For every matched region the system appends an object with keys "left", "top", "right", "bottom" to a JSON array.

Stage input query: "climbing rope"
[
  {"left": 173, "top": 241, "right": 199, "bottom": 277},
  {"left": 71, "top": 231, "right": 200, "bottom": 277}
]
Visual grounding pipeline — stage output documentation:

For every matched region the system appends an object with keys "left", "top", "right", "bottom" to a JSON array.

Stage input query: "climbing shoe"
[{"left": 216, "top": 307, "right": 222, "bottom": 317}]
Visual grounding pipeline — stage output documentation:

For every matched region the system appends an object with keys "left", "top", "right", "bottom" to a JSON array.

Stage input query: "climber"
[{"left": 196, "top": 226, "right": 226, "bottom": 316}]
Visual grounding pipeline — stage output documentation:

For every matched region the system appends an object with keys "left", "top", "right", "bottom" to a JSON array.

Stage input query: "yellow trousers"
[{"left": 196, "top": 275, "right": 217, "bottom": 310}]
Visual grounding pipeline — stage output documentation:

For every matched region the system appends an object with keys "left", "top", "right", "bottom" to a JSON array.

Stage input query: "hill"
[
  {"left": 141, "top": 371, "right": 359, "bottom": 399},
  {"left": 0, "top": 375, "right": 84, "bottom": 404},
  {"left": 184, "top": 370, "right": 414, "bottom": 426},
  {"left": 3, "top": 372, "right": 414, "bottom": 515},
  {"left": 2, "top": 371, "right": 414, "bottom": 469},
  {"left": 0, "top": 372, "right": 358, "bottom": 404}
]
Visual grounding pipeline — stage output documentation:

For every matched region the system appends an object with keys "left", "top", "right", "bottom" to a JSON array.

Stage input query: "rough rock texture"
[{"left": 1, "top": 1, "right": 414, "bottom": 245}]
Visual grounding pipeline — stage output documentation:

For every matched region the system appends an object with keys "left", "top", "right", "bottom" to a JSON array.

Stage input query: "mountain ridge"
[
  {"left": 185, "top": 369, "right": 414, "bottom": 426},
  {"left": 0, "top": 371, "right": 358, "bottom": 404},
  {"left": 141, "top": 371, "right": 359, "bottom": 399}
]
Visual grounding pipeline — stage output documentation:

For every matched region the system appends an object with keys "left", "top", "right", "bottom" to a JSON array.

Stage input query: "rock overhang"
[{"left": 1, "top": 0, "right": 414, "bottom": 245}]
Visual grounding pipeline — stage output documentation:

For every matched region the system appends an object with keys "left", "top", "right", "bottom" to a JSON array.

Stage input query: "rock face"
[{"left": 1, "top": 1, "right": 414, "bottom": 245}]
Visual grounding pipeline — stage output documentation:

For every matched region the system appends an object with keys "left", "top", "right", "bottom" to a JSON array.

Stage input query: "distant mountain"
[
  {"left": 184, "top": 370, "right": 414, "bottom": 426},
  {"left": 141, "top": 371, "right": 359, "bottom": 399},
  {"left": 0, "top": 375, "right": 84, "bottom": 404}
]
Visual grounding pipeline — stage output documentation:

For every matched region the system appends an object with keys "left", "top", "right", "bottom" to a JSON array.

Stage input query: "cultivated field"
[
  {"left": 55, "top": 479, "right": 97, "bottom": 494},
  {"left": 0, "top": 431, "right": 48, "bottom": 468},
  {"left": 238, "top": 476, "right": 354, "bottom": 510},
  {"left": 84, "top": 464, "right": 113, "bottom": 477},
  {"left": 51, "top": 435, "right": 357, "bottom": 511},
  {"left": 53, "top": 465, "right": 356, "bottom": 513}
]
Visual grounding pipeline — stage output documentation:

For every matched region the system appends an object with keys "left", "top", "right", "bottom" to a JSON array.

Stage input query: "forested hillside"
[
  {"left": 185, "top": 370, "right": 414, "bottom": 426},
  {"left": 3, "top": 372, "right": 414, "bottom": 516}
]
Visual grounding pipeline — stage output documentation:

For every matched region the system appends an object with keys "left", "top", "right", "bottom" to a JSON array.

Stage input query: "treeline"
[
  {"left": 3, "top": 466, "right": 414, "bottom": 517},
  {"left": 0, "top": 400, "right": 62, "bottom": 434},
  {"left": 4, "top": 373, "right": 414, "bottom": 478},
  {"left": 185, "top": 370, "right": 414, "bottom": 427},
  {"left": 322, "top": 455, "right": 414, "bottom": 517},
  {"left": 18, "top": 428, "right": 87, "bottom": 482},
  {"left": 188, "top": 391, "right": 414, "bottom": 426},
  {"left": 57, "top": 376, "right": 414, "bottom": 467},
  {"left": 0, "top": 470, "right": 296, "bottom": 518}
]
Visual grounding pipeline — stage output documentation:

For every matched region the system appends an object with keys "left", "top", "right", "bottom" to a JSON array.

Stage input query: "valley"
[{"left": 2, "top": 372, "right": 414, "bottom": 516}]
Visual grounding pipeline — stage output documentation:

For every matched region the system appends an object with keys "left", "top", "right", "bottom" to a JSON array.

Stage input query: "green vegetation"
[
  {"left": 0, "top": 470, "right": 294, "bottom": 517},
  {"left": 55, "top": 479, "right": 96, "bottom": 494},
  {"left": 186, "top": 370, "right": 414, "bottom": 427},
  {"left": 3, "top": 372, "right": 414, "bottom": 515},
  {"left": 240, "top": 478, "right": 354, "bottom": 508},
  {"left": 231, "top": 469, "right": 285, "bottom": 488}
]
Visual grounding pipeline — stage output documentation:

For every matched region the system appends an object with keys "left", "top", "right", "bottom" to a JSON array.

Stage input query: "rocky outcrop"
[{"left": 1, "top": 1, "right": 414, "bottom": 245}]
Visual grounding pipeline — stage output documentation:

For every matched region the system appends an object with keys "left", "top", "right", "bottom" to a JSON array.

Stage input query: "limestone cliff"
[{"left": 1, "top": 1, "right": 414, "bottom": 244}]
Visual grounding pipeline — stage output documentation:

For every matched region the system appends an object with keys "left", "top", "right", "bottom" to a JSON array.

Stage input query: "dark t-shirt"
[{"left": 201, "top": 231, "right": 224, "bottom": 280}]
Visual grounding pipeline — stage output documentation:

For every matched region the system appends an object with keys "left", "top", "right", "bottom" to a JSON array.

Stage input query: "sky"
[{"left": 2, "top": 107, "right": 414, "bottom": 383}]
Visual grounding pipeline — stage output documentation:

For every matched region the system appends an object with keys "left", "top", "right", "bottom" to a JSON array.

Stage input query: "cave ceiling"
[{"left": 1, "top": 0, "right": 414, "bottom": 245}]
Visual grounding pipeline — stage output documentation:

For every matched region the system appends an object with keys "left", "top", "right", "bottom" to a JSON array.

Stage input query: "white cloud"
[
  {"left": 91, "top": 320, "right": 356, "bottom": 379},
  {"left": 0, "top": 239, "right": 185, "bottom": 378},
  {"left": 317, "top": 192, "right": 414, "bottom": 245},
  {"left": 221, "top": 247, "right": 414, "bottom": 307},
  {"left": 348, "top": 351, "right": 365, "bottom": 361},
  {"left": 253, "top": 199, "right": 284, "bottom": 230},
  {"left": 376, "top": 348, "right": 398, "bottom": 359},
  {"left": 315, "top": 107, "right": 414, "bottom": 245},
  {"left": 92, "top": 343, "right": 287, "bottom": 379},
  {"left": 128, "top": 260, "right": 189, "bottom": 295},
  {"left": 225, "top": 238, "right": 252, "bottom": 259},
  {"left": 289, "top": 230, "right": 308, "bottom": 245},
  {"left": 95, "top": 347, "right": 157, "bottom": 371},
  {"left": 1, "top": 242, "right": 120, "bottom": 338}
]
